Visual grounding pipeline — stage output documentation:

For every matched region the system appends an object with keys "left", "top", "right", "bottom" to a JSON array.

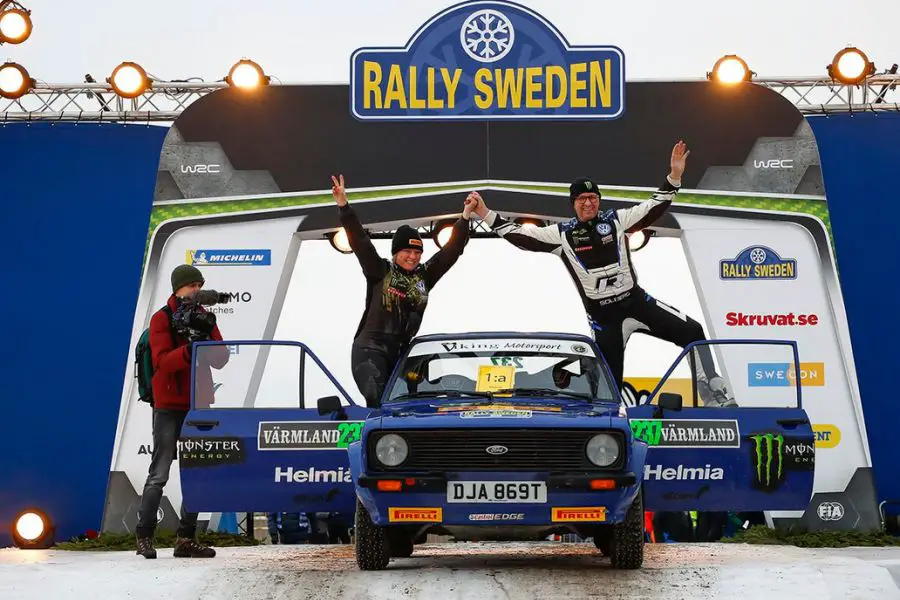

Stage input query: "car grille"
[{"left": 368, "top": 429, "right": 624, "bottom": 472}]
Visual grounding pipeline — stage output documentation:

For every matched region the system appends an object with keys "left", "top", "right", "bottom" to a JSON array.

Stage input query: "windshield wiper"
[
  {"left": 390, "top": 390, "right": 495, "bottom": 402},
  {"left": 491, "top": 388, "right": 594, "bottom": 401}
]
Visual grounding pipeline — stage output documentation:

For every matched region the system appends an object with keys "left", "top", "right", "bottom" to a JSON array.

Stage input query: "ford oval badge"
[{"left": 486, "top": 445, "right": 509, "bottom": 456}]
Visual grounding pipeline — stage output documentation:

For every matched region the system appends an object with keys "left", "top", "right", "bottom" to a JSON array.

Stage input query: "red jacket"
[{"left": 150, "top": 295, "right": 229, "bottom": 410}]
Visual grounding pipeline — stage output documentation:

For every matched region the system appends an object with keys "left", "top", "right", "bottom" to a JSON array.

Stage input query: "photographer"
[{"left": 136, "top": 264, "right": 229, "bottom": 559}]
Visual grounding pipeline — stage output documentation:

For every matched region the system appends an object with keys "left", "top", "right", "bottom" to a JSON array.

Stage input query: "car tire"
[
  {"left": 387, "top": 529, "right": 414, "bottom": 558},
  {"left": 609, "top": 487, "right": 644, "bottom": 569},
  {"left": 355, "top": 498, "right": 390, "bottom": 570}
]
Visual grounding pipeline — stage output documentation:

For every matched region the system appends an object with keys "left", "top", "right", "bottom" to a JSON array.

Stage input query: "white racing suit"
[{"left": 482, "top": 175, "right": 735, "bottom": 407}]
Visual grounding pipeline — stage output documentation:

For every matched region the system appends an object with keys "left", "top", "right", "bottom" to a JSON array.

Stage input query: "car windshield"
[{"left": 384, "top": 336, "right": 617, "bottom": 404}]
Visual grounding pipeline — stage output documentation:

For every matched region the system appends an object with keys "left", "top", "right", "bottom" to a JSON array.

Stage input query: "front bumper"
[{"left": 357, "top": 471, "right": 639, "bottom": 527}]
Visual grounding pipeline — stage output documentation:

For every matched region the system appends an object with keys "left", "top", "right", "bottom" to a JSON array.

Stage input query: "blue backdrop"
[
  {"left": 808, "top": 112, "right": 900, "bottom": 519},
  {"left": 0, "top": 122, "right": 167, "bottom": 547}
]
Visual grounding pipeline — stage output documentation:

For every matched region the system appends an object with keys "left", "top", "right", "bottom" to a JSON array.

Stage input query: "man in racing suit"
[{"left": 470, "top": 141, "right": 734, "bottom": 407}]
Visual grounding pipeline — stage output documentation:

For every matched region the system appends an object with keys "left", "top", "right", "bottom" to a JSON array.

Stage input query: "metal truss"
[{"left": 2, "top": 75, "right": 899, "bottom": 123}]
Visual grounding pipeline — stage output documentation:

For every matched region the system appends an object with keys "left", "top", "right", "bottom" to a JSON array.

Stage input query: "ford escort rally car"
[{"left": 179, "top": 333, "right": 816, "bottom": 570}]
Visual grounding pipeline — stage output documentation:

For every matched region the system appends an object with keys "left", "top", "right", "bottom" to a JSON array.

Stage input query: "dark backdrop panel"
[
  {"left": 808, "top": 112, "right": 900, "bottom": 518},
  {"left": 0, "top": 123, "right": 166, "bottom": 547}
]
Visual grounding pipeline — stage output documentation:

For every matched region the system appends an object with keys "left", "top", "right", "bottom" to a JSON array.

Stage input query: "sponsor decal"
[
  {"left": 749, "top": 433, "right": 815, "bottom": 492},
  {"left": 274, "top": 466, "right": 353, "bottom": 484},
  {"left": 812, "top": 424, "right": 841, "bottom": 449},
  {"left": 747, "top": 362, "right": 825, "bottom": 387},
  {"left": 725, "top": 312, "right": 818, "bottom": 327},
  {"left": 388, "top": 508, "right": 442, "bottom": 523},
  {"left": 753, "top": 159, "right": 794, "bottom": 169},
  {"left": 485, "top": 445, "right": 508, "bottom": 455},
  {"left": 551, "top": 507, "right": 607, "bottom": 522},
  {"left": 437, "top": 404, "right": 559, "bottom": 413},
  {"left": 459, "top": 409, "right": 532, "bottom": 418},
  {"left": 643, "top": 464, "right": 724, "bottom": 481},
  {"left": 630, "top": 419, "right": 740, "bottom": 448},
  {"left": 817, "top": 501, "right": 845, "bottom": 522},
  {"left": 662, "top": 485, "right": 710, "bottom": 501},
  {"left": 258, "top": 421, "right": 364, "bottom": 450},
  {"left": 350, "top": 1, "right": 624, "bottom": 121},
  {"left": 468, "top": 513, "right": 525, "bottom": 521},
  {"left": 571, "top": 344, "right": 587, "bottom": 354},
  {"left": 180, "top": 164, "right": 221, "bottom": 174},
  {"left": 719, "top": 246, "right": 797, "bottom": 280},
  {"left": 186, "top": 249, "right": 271, "bottom": 266},
  {"left": 227, "top": 344, "right": 240, "bottom": 355},
  {"left": 178, "top": 437, "right": 245, "bottom": 468},
  {"left": 439, "top": 341, "right": 564, "bottom": 353},
  {"left": 206, "top": 291, "right": 253, "bottom": 316},
  {"left": 596, "top": 222, "right": 612, "bottom": 235}
]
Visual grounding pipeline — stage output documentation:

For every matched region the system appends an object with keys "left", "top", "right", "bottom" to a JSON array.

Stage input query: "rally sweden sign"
[{"left": 350, "top": 0, "right": 625, "bottom": 121}]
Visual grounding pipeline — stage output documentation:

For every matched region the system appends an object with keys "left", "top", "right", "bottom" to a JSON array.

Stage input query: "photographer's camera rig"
[{"left": 172, "top": 289, "right": 231, "bottom": 342}]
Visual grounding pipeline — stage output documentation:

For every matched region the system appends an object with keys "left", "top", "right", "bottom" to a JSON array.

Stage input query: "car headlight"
[
  {"left": 586, "top": 433, "right": 620, "bottom": 467},
  {"left": 375, "top": 433, "right": 409, "bottom": 467}
]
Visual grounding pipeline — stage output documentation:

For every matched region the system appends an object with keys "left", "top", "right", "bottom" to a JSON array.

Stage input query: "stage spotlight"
[
  {"left": 0, "top": 61, "right": 33, "bottom": 99},
  {"left": 627, "top": 229, "right": 653, "bottom": 252},
  {"left": 514, "top": 217, "right": 546, "bottom": 229},
  {"left": 707, "top": 54, "right": 753, "bottom": 84},
  {"left": 107, "top": 62, "right": 150, "bottom": 99},
  {"left": 329, "top": 228, "right": 353, "bottom": 254},
  {"left": 12, "top": 509, "right": 54, "bottom": 549},
  {"left": 827, "top": 47, "right": 875, "bottom": 85},
  {"left": 0, "top": 1, "right": 32, "bottom": 45},
  {"left": 226, "top": 59, "right": 270, "bottom": 90}
]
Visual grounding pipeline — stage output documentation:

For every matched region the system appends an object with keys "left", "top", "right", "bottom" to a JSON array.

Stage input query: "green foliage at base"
[
  {"left": 55, "top": 529, "right": 261, "bottom": 551},
  {"left": 722, "top": 525, "right": 900, "bottom": 548}
]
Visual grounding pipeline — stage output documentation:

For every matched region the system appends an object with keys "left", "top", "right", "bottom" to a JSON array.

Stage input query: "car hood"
[{"left": 377, "top": 398, "right": 620, "bottom": 429}]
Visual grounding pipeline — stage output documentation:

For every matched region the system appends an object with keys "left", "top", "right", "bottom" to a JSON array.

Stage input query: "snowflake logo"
[
  {"left": 749, "top": 247, "right": 767, "bottom": 264},
  {"left": 460, "top": 9, "right": 515, "bottom": 63}
]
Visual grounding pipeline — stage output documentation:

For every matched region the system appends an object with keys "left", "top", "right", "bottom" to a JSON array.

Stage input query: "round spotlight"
[
  {"left": 435, "top": 225, "right": 454, "bottom": 248},
  {"left": 708, "top": 54, "right": 753, "bottom": 85},
  {"left": 828, "top": 47, "right": 875, "bottom": 85},
  {"left": 0, "top": 6, "right": 32, "bottom": 44},
  {"left": 329, "top": 228, "right": 353, "bottom": 254},
  {"left": 12, "top": 509, "right": 54, "bottom": 549},
  {"left": 627, "top": 229, "right": 652, "bottom": 252},
  {"left": 0, "top": 61, "right": 32, "bottom": 99},
  {"left": 108, "top": 62, "right": 150, "bottom": 99},
  {"left": 514, "top": 217, "right": 546, "bottom": 229},
  {"left": 226, "top": 59, "right": 270, "bottom": 90}
]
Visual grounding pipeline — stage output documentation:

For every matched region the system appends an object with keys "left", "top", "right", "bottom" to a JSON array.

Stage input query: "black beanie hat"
[
  {"left": 569, "top": 177, "right": 601, "bottom": 203},
  {"left": 171, "top": 264, "right": 205, "bottom": 293},
  {"left": 392, "top": 225, "right": 424, "bottom": 255}
]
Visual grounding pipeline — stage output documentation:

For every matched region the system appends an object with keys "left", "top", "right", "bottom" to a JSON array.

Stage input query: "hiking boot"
[
  {"left": 173, "top": 537, "right": 216, "bottom": 558},
  {"left": 136, "top": 536, "right": 157, "bottom": 559}
]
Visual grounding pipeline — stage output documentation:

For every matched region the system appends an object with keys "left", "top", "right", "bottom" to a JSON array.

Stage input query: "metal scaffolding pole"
[{"left": 2, "top": 75, "right": 899, "bottom": 123}]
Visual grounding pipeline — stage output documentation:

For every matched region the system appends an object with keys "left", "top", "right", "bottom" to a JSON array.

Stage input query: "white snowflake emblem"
[
  {"left": 749, "top": 247, "right": 767, "bottom": 264},
  {"left": 460, "top": 9, "right": 515, "bottom": 63},
  {"left": 596, "top": 223, "right": 612, "bottom": 235}
]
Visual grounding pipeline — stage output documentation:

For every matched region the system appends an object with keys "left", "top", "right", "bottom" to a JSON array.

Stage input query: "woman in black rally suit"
[{"left": 331, "top": 174, "right": 476, "bottom": 407}]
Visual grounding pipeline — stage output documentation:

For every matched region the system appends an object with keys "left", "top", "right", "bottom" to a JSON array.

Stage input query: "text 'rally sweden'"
[{"left": 350, "top": 0, "right": 625, "bottom": 120}]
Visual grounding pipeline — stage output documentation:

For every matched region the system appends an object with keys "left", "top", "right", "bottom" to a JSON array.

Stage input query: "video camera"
[{"left": 172, "top": 289, "right": 231, "bottom": 342}]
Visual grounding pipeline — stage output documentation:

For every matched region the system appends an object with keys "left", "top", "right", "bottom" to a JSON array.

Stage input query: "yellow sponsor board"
[
  {"left": 388, "top": 508, "right": 443, "bottom": 523},
  {"left": 786, "top": 362, "right": 825, "bottom": 386},
  {"left": 551, "top": 507, "right": 607, "bottom": 522},
  {"left": 812, "top": 424, "right": 841, "bottom": 448},
  {"left": 623, "top": 378, "right": 693, "bottom": 405}
]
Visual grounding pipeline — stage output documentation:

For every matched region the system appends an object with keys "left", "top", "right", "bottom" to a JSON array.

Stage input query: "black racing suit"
[
  {"left": 339, "top": 204, "right": 470, "bottom": 407},
  {"left": 483, "top": 175, "right": 719, "bottom": 395}
]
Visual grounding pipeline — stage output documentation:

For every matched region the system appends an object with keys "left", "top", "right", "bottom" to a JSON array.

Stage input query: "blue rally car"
[{"left": 180, "top": 332, "right": 816, "bottom": 570}]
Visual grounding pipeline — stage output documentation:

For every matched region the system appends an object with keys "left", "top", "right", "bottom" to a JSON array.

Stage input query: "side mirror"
[
  {"left": 317, "top": 395, "right": 344, "bottom": 417},
  {"left": 658, "top": 392, "right": 683, "bottom": 412}
]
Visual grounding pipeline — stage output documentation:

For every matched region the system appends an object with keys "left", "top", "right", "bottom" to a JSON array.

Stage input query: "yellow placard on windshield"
[{"left": 476, "top": 365, "right": 515, "bottom": 395}]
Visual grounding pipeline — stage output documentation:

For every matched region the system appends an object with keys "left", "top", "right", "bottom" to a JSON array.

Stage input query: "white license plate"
[{"left": 447, "top": 481, "right": 547, "bottom": 503}]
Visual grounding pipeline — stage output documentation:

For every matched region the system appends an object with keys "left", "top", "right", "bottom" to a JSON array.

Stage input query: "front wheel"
[
  {"left": 355, "top": 498, "right": 390, "bottom": 571},
  {"left": 609, "top": 487, "right": 644, "bottom": 569}
]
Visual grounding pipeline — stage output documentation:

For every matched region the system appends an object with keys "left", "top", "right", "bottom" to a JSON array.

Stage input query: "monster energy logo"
[{"left": 750, "top": 433, "right": 784, "bottom": 490}]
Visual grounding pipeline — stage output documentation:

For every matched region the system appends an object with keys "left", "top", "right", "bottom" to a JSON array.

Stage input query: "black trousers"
[
  {"left": 589, "top": 290, "right": 717, "bottom": 393},
  {"left": 351, "top": 336, "right": 406, "bottom": 408}
]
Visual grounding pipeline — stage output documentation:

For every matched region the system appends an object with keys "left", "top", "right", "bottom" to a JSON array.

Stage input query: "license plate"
[{"left": 447, "top": 481, "right": 547, "bottom": 503}]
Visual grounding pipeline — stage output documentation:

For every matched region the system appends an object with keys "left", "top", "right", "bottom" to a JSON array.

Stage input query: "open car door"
[
  {"left": 178, "top": 341, "right": 373, "bottom": 515},
  {"left": 626, "top": 340, "right": 816, "bottom": 512}
]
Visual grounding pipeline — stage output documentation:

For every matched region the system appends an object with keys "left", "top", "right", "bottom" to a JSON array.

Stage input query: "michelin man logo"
[{"left": 461, "top": 9, "right": 515, "bottom": 63}]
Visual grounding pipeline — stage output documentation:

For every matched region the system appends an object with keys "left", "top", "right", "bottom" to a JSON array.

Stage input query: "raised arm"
[
  {"left": 616, "top": 141, "right": 690, "bottom": 232},
  {"left": 471, "top": 191, "right": 564, "bottom": 254},
  {"left": 332, "top": 174, "right": 387, "bottom": 281},
  {"left": 423, "top": 195, "right": 476, "bottom": 287}
]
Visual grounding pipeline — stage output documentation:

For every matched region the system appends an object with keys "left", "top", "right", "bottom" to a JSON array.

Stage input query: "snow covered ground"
[{"left": 3, "top": 541, "right": 900, "bottom": 599}]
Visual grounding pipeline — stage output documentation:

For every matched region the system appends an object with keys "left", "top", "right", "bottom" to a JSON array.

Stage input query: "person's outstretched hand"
[
  {"left": 669, "top": 141, "right": 690, "bottom": 181},
  {"left": 331, "top": 174, "right": 348, "bottom": 207}
]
